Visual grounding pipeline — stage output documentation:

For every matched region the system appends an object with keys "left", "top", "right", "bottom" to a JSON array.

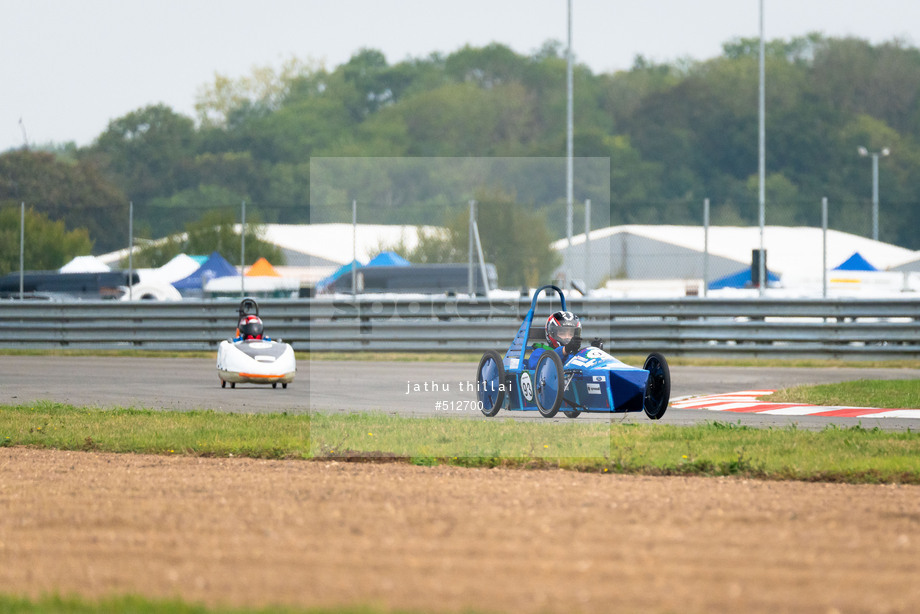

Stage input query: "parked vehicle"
[
  {"left": 0, "top": 271, "right": 139, "bottom": 300},
  {"left": 330, "top": 263, "right": 497, "bottom": 296}
]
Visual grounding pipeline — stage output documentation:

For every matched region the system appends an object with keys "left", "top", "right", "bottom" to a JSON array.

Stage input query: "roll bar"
[
  {"left": 504, "top": 285, "right": 568, "bottom": 364},
  {"left": 238, "top": 298, "right": 259, "bottom": 318},
  {"left": 530, "top": 284, "right": 566, "bottom": 312}
]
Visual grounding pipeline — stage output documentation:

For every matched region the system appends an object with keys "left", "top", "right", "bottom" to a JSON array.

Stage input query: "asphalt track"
[{"left": 2, "top": 355, "right": 919, "bottom": 431}]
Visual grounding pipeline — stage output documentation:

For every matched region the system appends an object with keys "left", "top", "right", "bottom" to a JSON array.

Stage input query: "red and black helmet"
[
  {"left": 545, "top": 311, "right": 581, "bottom": 348},
  {"left": 238, "top": 314, "right": 264, "bottom": 340}
]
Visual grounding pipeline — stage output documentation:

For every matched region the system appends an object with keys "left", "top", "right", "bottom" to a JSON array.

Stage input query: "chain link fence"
[{"left": 5, "top": 157, "right": 918, "bottom": 300}]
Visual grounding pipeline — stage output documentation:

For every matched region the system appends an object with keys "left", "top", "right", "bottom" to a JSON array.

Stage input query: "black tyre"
[
  {"left": 282, "top": 383, "right": 288, "bottom": 389},
  {"left": 476, "top": 350, "right": 506, "bottom": 417},
  {"left": 563, "top": 409, "right": 581, "bottom": 419},
  {"left": 221, "top": 380, "right": 226, "bottom": 389},
  {"left": 643, "top": 352, "right": 671, "bottom": 420},
  {"left": 534, "top": 350, "right": 564, "bottom": 418},
  {"left": 272, "top": 382, "right": 278, "bottom": 389}
]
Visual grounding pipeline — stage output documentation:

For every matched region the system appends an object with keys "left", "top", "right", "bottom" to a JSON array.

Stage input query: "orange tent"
[{"left": 245, "top": 257, "right": 282, "bottom": 277}]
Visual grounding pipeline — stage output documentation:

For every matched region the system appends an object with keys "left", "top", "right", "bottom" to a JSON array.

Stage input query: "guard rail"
[{"left": 1, "top": 296, "right": 919, "bottom": 359}]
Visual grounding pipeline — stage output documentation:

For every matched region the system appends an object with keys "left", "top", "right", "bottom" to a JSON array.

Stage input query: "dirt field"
[{"left": 2, "top": 448, "right": 918, "bottom": 614}]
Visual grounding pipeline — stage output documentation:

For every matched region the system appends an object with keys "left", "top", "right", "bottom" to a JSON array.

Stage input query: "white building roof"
[
  {"left": 259, "top": 223, "right": 442, "bottom": 266},
  {"left": 96, "top": 223, "right": 920, "bottom": 294},
  {"left": 97, "top": 224, "right": 442, "bottom": 269},
  {"left": 553, "top": 224, "right": 920, "bottom": 280},
  {"left": 59, "top": 255, "right": 111, "bottom": 273}
]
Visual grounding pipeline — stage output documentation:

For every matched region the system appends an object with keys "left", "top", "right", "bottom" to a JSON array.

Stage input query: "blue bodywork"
[{"left": 493, "top": 285, "right": 650, "bottom": 414}]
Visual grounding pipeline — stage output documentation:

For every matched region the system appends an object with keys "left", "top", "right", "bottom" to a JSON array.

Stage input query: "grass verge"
[
  {"left": 0, "top": 403, "right": 311, "bottom": 459},
  {"left": 2, "top": 402, "right": 918, "bottom": 484},
  {"left": 767, "top": 379, "right": 920, "bottom": 409},
  {"left": 0, "top": 594, "right": 404, "bottom": 613}
]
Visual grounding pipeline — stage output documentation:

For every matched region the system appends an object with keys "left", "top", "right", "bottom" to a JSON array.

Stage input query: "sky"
[{"left": 2, "top": 0, "right": 919, "bottom": 153}]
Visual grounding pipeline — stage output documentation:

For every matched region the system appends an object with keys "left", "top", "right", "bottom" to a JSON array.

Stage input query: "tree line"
[{"left": 2, "top": 33, "right": 920, "bottom": 276}]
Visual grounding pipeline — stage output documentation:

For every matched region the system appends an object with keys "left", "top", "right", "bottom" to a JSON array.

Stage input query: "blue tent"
[
  {"left": 833, "top": 252, "right": 878, "bottom": 271},
  {"left": 172, "top": 251, "right": 239, "bottom": 290},
  {"left": 709, "top": 266, "right": 780, "bottom": 290},
  {"left": 315, "top": 253, "right": 409, "bottom": 292},
  {"left": 315, "top": 259, "right": 363, "bottom": 293},
  {"left": 367, "top": 251, "right": 410, "bottom": 267}
]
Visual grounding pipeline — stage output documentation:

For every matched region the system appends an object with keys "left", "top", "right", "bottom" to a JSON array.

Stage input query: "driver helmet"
[
  {"left": 238, "top": 315, "right": 264, "bottom": 340},
  {"left": 545, "top": 311, "right": 581, "bottom": 348}
]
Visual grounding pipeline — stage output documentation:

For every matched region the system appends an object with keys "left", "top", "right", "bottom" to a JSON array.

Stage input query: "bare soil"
[{"left": 2, "top": 448, "right": 919, "bottom": 614}]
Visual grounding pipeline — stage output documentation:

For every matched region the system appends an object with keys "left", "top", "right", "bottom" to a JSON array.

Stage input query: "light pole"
[
  {"left": 757, "top": 0, "right": 766, "bottom": 294},
  {"left": 565, "top": 0, "right": 574, "bottom": 286},
  {"left": 858, "top": 146, "right": 890, "bottom": 241}
]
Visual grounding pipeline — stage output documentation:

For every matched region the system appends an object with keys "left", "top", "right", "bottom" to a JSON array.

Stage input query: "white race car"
[{"left": 216, "top": 298, "right": 296, "bottom": 389}]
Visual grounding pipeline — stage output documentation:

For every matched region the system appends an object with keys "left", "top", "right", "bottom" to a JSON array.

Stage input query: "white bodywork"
[{"left": 216, "top": 339, "right": 296, "bottom": 386}]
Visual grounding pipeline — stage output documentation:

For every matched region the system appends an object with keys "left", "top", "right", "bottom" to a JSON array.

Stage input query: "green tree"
[
  {"left": 22, "top": 36, "right": 920, "bottom": 252},
  {"left": 141, "top": 184, "right": 249, "bottom": 239},
  {"left": 85, "top": 104, "right": 197, "bottom": 204},
  {"left": 0, "top": 149, "right": 127, "bottom": 253},
  {"left": 382, "top": 189, "right": 560, "bottom": 288},
  {"left": 746, "top": 173, "right": 802, "bottom": 226},
  {"left": 194, "top": 57, "right": 318, "bottom": 128},
  {"left": 811, "top": 37, "right": 920, "bottom": 135},
  {"left": 396, "top": 82, "right": 538, "bottom": 156},
  {"left": 0, "top": 206, "right": 93, "bottom": 275}
]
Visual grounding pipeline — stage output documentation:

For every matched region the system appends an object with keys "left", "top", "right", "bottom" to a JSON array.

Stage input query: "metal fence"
[{"left": 1, "top": 296, "right": 919, "bottom": 359}]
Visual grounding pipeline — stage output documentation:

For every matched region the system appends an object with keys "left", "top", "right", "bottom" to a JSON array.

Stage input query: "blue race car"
[{"left": 475, "top": 285, "right": 670, "bottom": 419}]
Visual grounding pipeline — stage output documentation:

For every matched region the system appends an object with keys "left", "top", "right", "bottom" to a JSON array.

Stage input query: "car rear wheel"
[
  {"left": 534, "top": 350, "right": 564, "bottom": 418},
  {"left": 477, "top": 350, "right": 506, "bottom": 417},
  {"left": 643, "top": 352, "right": 671, "bottom": 420}
]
